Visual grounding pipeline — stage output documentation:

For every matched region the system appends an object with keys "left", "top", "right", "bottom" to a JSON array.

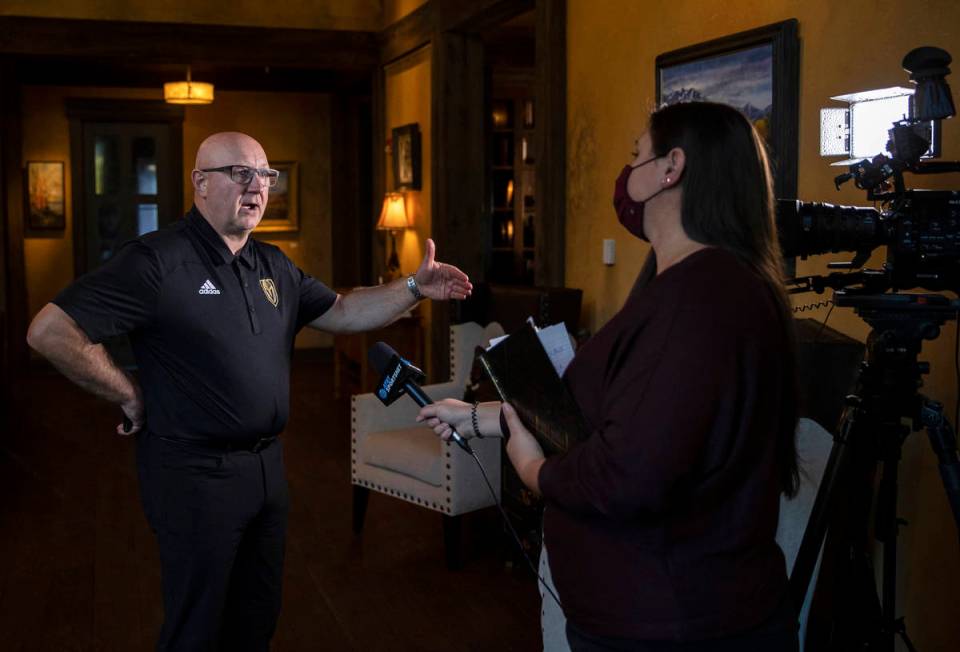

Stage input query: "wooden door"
[{"left": 80, "top": 123, "right": 179, "bottom": 272}]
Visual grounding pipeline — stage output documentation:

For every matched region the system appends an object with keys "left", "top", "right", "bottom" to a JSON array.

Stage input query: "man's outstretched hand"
[{"left": 414, "top": 238, "right": 473, "bottom": 301}]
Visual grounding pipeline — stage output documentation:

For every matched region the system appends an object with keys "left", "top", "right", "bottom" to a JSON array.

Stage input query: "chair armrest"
[{"left": 352, "top": 392, "right": 418, "bottom": 441}]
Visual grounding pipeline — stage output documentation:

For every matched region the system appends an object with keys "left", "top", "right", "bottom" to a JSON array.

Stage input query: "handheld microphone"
[{"left": 368, "top": 341, "right": 473, "bottom": 453}]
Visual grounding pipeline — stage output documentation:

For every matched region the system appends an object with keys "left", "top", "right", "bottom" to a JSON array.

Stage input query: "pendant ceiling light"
[{"left": 164, "top": 65, "right": 214, "bottom": 105}]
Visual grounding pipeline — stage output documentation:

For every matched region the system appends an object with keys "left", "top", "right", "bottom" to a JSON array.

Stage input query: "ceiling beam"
[
  {"left": 0, "top": 16, "right": 378, "bottom": 70},
  {"left": 15, "top": 59, "right": 371, "bottom": 94},
  {"left": 379, "top": 0, "right": 533, "bottom": 64}
]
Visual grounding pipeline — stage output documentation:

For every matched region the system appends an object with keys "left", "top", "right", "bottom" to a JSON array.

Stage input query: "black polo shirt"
[{"left": 54, "top": 205, "right": 337, "bottom": 442}]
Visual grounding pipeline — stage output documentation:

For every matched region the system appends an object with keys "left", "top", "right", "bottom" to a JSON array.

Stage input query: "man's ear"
[{"left": 191, "top": 169, "right": 207, "bottom": 194}]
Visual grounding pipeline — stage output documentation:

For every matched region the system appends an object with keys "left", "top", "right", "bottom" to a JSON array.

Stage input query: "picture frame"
[
  {"left": 392, "top": 123, "right": 422, "bottom": 191},
  {"left": 26, "top": 161, "right": 66, "bottom": 230},
  {"left": 655, "top": 19, "right": 799, "bottom": 201},
  {"left": 256, "top": 161, "right": 299, "bottom": 233}
]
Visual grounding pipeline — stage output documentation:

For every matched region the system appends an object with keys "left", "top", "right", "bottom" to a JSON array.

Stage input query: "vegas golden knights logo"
[{"left": 260, "top": 278, "right": 279, "bottom": 307}]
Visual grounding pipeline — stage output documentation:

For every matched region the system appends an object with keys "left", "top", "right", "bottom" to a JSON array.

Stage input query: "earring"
[{"left": 664, "top": 177, "right": 671, "bottom": 184}]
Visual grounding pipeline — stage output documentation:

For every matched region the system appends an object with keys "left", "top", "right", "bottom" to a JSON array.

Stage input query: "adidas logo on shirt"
[{"left": 198, "top": 279, "right": 221, "bottom": 295}]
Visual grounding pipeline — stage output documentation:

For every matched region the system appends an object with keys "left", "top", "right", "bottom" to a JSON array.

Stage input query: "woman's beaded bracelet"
[{"left": 471, "top": 402, "right": 483, "bottom": 438}]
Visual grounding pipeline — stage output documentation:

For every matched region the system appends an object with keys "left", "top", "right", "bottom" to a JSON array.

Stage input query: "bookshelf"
[{"left": 489, "top": 88, "right": 536, "bottom": 285}]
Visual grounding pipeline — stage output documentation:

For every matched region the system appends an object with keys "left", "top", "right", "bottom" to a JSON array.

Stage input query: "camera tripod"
[{"left": 788, "top": 293, "right": 960, "bottom": 651}]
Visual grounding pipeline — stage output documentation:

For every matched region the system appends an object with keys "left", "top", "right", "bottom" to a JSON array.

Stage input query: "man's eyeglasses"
[{"left": 200, "top": 165, "right": 280, "bottom": 188}]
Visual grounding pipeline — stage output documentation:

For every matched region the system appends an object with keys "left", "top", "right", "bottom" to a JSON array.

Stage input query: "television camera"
[{"left": 778, "top": 46, "right": 960, "bottom": 652}]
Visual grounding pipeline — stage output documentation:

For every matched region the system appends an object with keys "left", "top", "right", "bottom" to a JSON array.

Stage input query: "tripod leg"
[
  {"left": 921, "top": 400, "right": 960, "bottom": 542},
  {"left": 789, "top": 398, "right": 860, "bottom": 610},
  {"left": 894, "top": 618, "right": 919, "bottom": 652},
  {"left": 874, "top": 421, "right": 909, "bottom": 652},
  {"left": 801, "top": 395, "right": 890, "bottom": 652}
]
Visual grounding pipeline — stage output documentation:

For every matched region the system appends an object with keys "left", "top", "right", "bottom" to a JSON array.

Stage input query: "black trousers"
[{"left": 136, "top": 432, "right": 290, "bottom": 652}]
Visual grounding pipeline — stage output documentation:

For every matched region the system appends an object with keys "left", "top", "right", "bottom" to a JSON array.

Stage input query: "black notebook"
[{"left": 478, "top": 322, "right": 590, "bottom": 456}]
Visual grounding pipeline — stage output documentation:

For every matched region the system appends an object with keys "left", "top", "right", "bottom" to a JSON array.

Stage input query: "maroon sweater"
[{"left": 539, "top": 247, "right": 791, "bottom": 641}]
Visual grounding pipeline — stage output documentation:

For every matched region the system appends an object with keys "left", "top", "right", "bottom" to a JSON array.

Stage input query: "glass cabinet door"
[
  {"left": 488, "top": 93, "right": 536, "bottom": 285},
  {"left": 84, "top": 123, "right": 175, "bottom": 271}
]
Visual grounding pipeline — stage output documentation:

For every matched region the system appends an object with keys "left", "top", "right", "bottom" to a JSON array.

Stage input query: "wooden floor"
[{"left": 0, "top": 350, "right": 542, "bottom": 651}]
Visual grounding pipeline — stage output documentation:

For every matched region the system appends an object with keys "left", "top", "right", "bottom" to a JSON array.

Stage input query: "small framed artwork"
[
  {"left": 392, "top": 123, "right": 422, "bottom": 191},
  {"left": 655, "top": 19, "right": 799, "bottom": 200},
  {"left": 257, "top": 161, "right": 299, "bottom": 233},
  {"left": 26, "top": 161, "right": 66, "bottom": 230}
]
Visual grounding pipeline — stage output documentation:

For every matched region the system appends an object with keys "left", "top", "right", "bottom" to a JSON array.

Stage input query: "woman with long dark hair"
[{"left": 419, "top": 101, "right": 800, "bottom": 650}]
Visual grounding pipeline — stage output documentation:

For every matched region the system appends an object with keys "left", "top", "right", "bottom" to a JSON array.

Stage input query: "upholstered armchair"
[{"left": 351, "top": 321, "right": 505, "bottom": 568}]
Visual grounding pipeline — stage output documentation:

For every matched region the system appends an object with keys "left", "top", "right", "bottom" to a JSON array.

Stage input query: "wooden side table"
[{"left": 333, "top": 309, "right": 423, "bottom": 399}]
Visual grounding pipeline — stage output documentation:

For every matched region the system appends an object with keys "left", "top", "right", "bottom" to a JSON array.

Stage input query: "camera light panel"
[
  {"left": 819, "top": 108, "right": 849, "bottom": 156},
  {"left": 821, "top": 87, "right": 924, "bottom": 164},
  {"left": 850, "top": 94, "right": 912, "bottom": 160}
]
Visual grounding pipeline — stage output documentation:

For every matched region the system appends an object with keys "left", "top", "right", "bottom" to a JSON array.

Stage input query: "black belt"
[{"left": 155, "top": 434, "right": 278, "bottom": 454}]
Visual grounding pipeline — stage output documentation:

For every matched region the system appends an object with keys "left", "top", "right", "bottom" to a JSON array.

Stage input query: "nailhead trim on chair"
[
  {"left": 450, "top": 331, "right": 457, "bottom": 371},
  {"left": 351, "top": 478, "right": 455, "bottom": 514},
  {"left": 349, "top": 395, "right": 358, "bottom": 483}
]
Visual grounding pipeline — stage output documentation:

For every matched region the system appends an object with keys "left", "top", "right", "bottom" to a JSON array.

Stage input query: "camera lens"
[{"left": 777, "top": 199, "right": 883, "bottom": 259}]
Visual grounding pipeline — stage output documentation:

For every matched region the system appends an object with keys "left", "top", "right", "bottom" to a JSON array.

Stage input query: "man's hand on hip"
[{"left": 117, "top": 375, "right": 145, "bottom": 436}]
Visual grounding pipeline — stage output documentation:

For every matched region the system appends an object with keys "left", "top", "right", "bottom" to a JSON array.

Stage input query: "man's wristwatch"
[{"left": 406, "top": 274, "right": 424, "bottom": 301}]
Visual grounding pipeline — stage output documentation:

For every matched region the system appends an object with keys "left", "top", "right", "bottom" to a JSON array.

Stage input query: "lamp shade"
[
  {"left": 377, "top": 192, "right": 410, "bottom": 230},
  {"left": 164, "top": 66, "right": 214, "bottom": 105},
  {"left": 164, "top": 81, "right": 215, "bottom": 105}
]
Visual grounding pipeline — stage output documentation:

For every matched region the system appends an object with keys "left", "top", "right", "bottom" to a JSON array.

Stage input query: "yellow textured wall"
[
  {"left": 384, "top": 45, "right": 433, "bottom": 371},
  {"left": 0, "top": 0, "right": 382, "bottom": 30},
  {"left": 382, "top": 0, "right": 428, "bottom": 27},
  {"left": 567, "top": 1, "right": 960, "bottom": 648},
  {"left": 21, "top": 87, "right": 334, "bottom": 349}
]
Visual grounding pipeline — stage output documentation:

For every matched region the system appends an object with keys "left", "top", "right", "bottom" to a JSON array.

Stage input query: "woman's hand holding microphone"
[{"left": 417, "top": 399, "right": 545, "bottom": 495}]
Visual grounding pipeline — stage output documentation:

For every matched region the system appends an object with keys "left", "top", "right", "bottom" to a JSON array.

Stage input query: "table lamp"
[{"left": 377, "top": 192, "right": 410, "bottom": 279}]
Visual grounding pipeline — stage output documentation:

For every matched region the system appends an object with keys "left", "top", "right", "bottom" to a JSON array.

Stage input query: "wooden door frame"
[
  {"left": 331, "top": 93, "right": 374, "bottom": 288},
  {"left": 0, "top": 58, "right": 27, "bottom": 410},
  {"left": 533, "top": 0, "right": 566, "bottom": 288}
]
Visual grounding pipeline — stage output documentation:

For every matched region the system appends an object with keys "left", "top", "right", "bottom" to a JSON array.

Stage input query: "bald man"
[{"left": 27, "top": 132, "right": 472, "bottom": 651}]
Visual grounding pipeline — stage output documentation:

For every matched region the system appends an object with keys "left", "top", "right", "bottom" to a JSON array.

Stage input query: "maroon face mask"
[{"left": 613, "top": 156, "right": 665, "bottom": 241}]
